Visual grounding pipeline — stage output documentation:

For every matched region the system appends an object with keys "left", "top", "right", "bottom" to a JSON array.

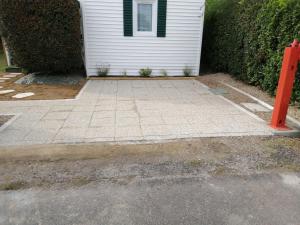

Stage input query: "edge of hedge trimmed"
[{"left": 202, "top": 0, "right": 300, "bottom": 103}]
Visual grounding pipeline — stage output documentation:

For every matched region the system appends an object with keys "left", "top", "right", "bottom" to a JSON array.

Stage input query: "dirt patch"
[
  {"left": 0, "top": 136, "right": 300, "bottom": 190},
  {"left": 0, "top": 72, "right": 86, "bottom": 101},
  {"left": 0, "top": 115, "right": 13, "bottom": 127}
]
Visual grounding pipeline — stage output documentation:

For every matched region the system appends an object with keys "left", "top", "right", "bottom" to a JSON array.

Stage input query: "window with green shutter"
[{"left": 124, "top": 0, "right": 167, "bottom": 37}]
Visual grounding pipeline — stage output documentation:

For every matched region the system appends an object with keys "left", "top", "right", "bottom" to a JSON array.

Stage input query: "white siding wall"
[{"left": 80, "top": 0, "right": 205, "bottom": 76}]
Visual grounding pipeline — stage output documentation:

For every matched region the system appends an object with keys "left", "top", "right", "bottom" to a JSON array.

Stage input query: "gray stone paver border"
[{"left": 0, "top": 80, "right": 273, "bottom": 146}]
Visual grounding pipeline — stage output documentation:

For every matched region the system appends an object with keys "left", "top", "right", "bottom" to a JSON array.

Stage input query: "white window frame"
[{"left": 133, "top": 0, "right": 157, "bottom": 37}]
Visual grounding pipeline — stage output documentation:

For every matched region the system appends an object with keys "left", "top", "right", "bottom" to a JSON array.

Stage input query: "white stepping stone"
[
  {"left": 0, "top": 90, "right": 15, "bottom": 95},
  {"left": 0, "top": 77, "right": 10, "bottom": 80},
  {"left": 12, "top": 92, "right": 35, "bottom": 99},
  {"left": 0, "top": 80, "right": 5, "bottom": 83},
  {"left": 241, "top": 103, "right": 271, "bottom": 112},
  {"left": 9, "top": 73, "right": 22, "bottom": 75},
  {"left": 0, "top": 86, "right": 2, "bottom": 89},
  {"left": 3, "top": 74, "right": 18, "bottom": 78}
]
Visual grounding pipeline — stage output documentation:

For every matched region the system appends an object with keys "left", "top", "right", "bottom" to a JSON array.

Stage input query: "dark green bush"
[
  {"left": 202, "top": 0, "right": 300, "bottom": 103},
  {"left": 0, "top": 0, "right": 82, "bottom": 73}
]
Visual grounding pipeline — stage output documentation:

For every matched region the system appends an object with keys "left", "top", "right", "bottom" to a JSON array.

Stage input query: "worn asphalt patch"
[{"left": 0, "top": 173, "right": 299, "bottom": 225}]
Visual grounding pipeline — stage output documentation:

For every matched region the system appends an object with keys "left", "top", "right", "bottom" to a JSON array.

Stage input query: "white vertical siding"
[{"left": 80, "top": 0, "right": 205, "bottom": 76}]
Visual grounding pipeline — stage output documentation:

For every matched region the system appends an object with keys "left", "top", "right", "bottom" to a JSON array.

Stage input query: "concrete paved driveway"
[{"left": 0, "top": 79, "right": 272, "bottom": 146}]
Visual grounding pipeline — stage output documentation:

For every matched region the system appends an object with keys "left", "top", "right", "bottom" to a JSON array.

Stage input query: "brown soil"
[
  {"left": 0, "top": 72, "right": 86, "bottom": 101},
  {"left": 197, "top": 73, "right": 300, "bottom": 122},
  {"left": 0, "top": 136, "right": 299, "bottom": 190}
]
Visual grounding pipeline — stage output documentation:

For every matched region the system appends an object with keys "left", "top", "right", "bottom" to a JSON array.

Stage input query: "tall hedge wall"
[
  {"left": 202, "top": 0, "right": 300, "bottom": 103},
  {"left": 0, "top": 0, "right": 82, "bottom": 73}
]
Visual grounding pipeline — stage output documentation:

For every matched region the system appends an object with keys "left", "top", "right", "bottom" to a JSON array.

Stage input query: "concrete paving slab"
[
  {"left": 85, "top": 127, "right": 115, "bottom": 139},
  {"left": 0, "top": 128, "right": 31, "bottom": 143},
  {"left": 140, "top": 116, "right": 165, "bottom": 125},
  {"left": 92, "top": 111, "right": 115, "bottom": 119},
  {"left": 116, "top": 117, "right": 140, "bottom": 127},
  {"left": 73, "top": 106, "right": 95, "bottom": 112},
  {"left": 54, "top": 128, "right": 87, "bottom": 140},
  {"left": 8, "top": 72, "right": 23, "bottom": 75},
  {"left": 3, "top": 74, "right": 18, "bottom": 78},
  {"left": 12, "top": 92, "right": 35, "bottom": 99},
  {"left": 116, "top": 126, "right": 143, "bottom": 139},
  {"left": 90, "top": 116, "right": 115, "bottom": 127},
  {"left": 42, "top": 112, "right": 70, "bottom": 120},
  {"left": 34, "top": 120, "right": 64, "bottom": 130},
  {"left": 116, "top": 110, "right": 139, "bottom": 118},
  {"left": 0, "top": 90, "right": 15, "bottom": 95},
  {"left": 63, "top": 112, "right": 92, "bottom": 128},
  {"left": 24, "top": 128, "right": 59, "bottom": 142},
  {"left": 241, "top": 103, "right": 271, "bottom": 112},
  {"left": 0, "top": 80, "right": 273, "bottom": 146},
  {"left": 8, "top": 118, "right": 37, "bottom": 129},
  {"left": 50, "top": 105, "right": 74, "bottom": 112}
]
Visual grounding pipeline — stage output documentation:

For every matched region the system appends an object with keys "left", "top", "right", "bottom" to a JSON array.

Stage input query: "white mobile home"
[{"left": 80, "top": 0, "right": 205, "bottom": 76}]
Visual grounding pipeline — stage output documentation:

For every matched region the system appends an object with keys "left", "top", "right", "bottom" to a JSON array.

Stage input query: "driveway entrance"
[{"left": 0, "top": 80, "right": 272, "bottom": 146}]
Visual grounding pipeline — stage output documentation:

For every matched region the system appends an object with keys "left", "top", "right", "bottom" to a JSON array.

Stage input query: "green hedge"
[
  {"left": 0, "top": 0, "right": 82, "bottom": 73},
  {"left": 202, "top": 0, "right": 300, "bottom": 103}
]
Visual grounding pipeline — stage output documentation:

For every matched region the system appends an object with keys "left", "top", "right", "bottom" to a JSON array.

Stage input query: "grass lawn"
[{"left": 0, "top": 47, "right": 7, "bottom": 72}]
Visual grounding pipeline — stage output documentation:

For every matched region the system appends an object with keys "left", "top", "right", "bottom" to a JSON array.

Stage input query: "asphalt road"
[{"left": 1, "top": 173, "right": 300, "bottom": 225}]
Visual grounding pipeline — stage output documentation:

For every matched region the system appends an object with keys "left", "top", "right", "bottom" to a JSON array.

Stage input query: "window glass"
[{"left": 138, "top": 4, "right": 152, "bottom": 32}]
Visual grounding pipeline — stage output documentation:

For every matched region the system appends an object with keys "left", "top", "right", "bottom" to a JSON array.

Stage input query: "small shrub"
[
  {"left": 160, "top": 69, "right": 168, "bottom": 76},
  {"left": 121, "top": 70, "right": 127, "bottom": 76},
  {"left": 97, "top": 64, "right": 110, "bottom": 77},
  {"left": 183, "top": 66, "right": 193, "bottom": 77},
  {"left": 139, "top": 67, "right": 152, "bottom": 77}
]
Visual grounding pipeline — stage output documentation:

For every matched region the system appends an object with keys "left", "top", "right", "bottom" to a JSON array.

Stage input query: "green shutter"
[
  {"left": 123, "top": 0, "right": 133, "bottom": 36},
  {"left": 157, "top": 0, "right": 167, "bottom": 37}
]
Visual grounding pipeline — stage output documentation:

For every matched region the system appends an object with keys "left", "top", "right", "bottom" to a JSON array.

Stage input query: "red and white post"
[{"left": 271, "top": 39, "right": 300, "bottom": 130}]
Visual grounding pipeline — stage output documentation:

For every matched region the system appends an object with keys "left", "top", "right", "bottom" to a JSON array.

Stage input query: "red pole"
[{"left": 271, "top": 40, "right": 300, "bottom": 130}]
